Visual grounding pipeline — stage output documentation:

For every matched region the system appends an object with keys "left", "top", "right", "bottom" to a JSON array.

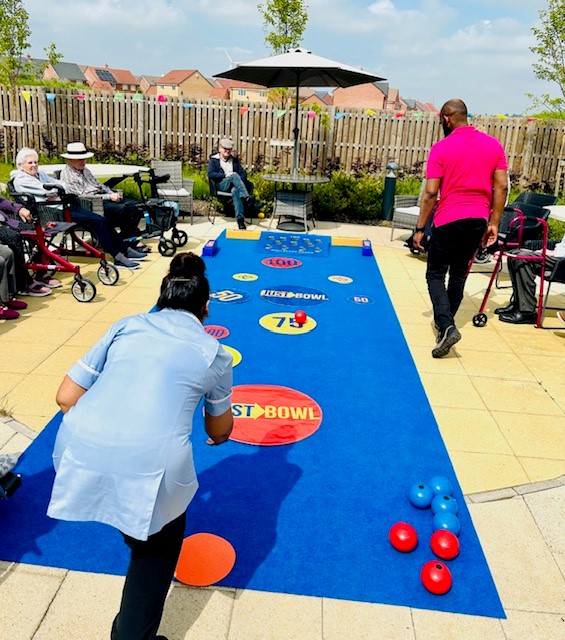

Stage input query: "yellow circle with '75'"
[
  {"left": 233, "top": 273, "right": 258, "bottom": 281},
  {"left": 259, "top": 312, "right": 317, "bottom": 335},
  {"left": 222, "top": 345, "right": 242, "bottom": 366}
]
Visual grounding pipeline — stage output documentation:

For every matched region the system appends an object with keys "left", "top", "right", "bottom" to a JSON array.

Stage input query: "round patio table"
[{"left": 261, "top": 173, "right": 329, "bottom": 232}]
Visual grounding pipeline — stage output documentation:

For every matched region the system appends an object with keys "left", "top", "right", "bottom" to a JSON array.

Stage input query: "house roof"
[
  {"left": 375, "top": 81, "right": 389, "bottom": 97},
  {"left": 137, "top": 74, "right": 161, "bottom": 85},
  {"left": 159, "top": 70, "right": 197, "bottom": 85},
  {"left": 50, "top": 62, "right": 86, "bottom": 82},
  {"left": 214, "top": 78, "right": 267, "bottom": 90},
  {"left": 84, "top": 66, "right": 138, "bottom": 85}
]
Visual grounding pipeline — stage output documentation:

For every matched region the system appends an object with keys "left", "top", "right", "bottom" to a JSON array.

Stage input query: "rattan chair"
[
  {"left": 390, "top": 180, "right": 426, "bottom": 241},
  {"left": 150, "top": 160, "right": 194, "bottom": 223}
]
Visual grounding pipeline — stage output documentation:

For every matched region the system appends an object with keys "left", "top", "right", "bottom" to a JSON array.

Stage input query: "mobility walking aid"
[
  {"left": 471, "top": 203, "right": 550, "bottom": 328},
  {"left": 8, "top": 182, "right": 119, "bottom": 302},
  {"left": 132, "top": 169, "right": 188, "bottom": 256}
]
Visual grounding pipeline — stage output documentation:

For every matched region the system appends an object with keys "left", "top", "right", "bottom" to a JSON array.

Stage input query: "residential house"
[
  {"left": 333, "top": 82, "right": 387, "bottom": 111},
  {"left": 138, "top": 75, "right": 161, "bottom": 96},
  {"left": 82, "top": 64, "right": 140, "bottom": 93},
  {"left": 43, "top": 61, "right": 87, "bottom": 85},
  {"left": 156, "top": 70, "right": 215, "bottom": 100},
  {"left": 300, "top": 90, "right": 333, "bottom": 108},
  {"left": 213, "top": 78, "right": 269, "bottom": 103}
]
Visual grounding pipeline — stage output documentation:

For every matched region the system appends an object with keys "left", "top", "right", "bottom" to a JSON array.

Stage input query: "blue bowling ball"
[
  {"left": 433, "top": 512, "right": 461, "bottom": 537},
  {"left": 430, "top": 475, "right": 453, "bottom": 496},
  {"left": 408, "top": 482, "right": 433, "bottom": 509},
  {"left": 431, "top": 494, "right": 459, "bottom": 515}
]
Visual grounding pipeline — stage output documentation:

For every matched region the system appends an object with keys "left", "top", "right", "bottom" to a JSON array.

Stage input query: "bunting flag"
[
  {"left": 334, "top": 112, "right": 346, "bottom": 120},
  {"left": 21, "top": 90, "right": 30, "bottom": 104},
  {"left": 365, "top": 109, "right": 376, "bottom": 115},
  {"left": 395, "top": 112, "right": 404, "bottom": 118},
  {"left": 495, "top": 114, "right": 507, "bottom": 119},
  {"left": 114, "top": 92, "right": 124, "bottom": 101},
  {"left": 157, "top": 95, "right": 167, "bottom": 103},
  {"left": 183, "top": 102, "right": 194, "bottom": 108},
  {"left": 76, "top": 94, "right": 86, "bottom": 100},
  {"left": 46, "top": 93, "right": 56, "bottom": 103},
  {"left": 307, "top": 110, "right": 316, "bottom": 119},
  {"left": 526, "top": 117, "right": 536, "bottom": 122},
  {"left": 276, "top": 109, "right": 287, "bottom": 118},
  {"left": 133, "top": 92, "right": 143, "bottom": 102},
  {"left": 239, "top": 106, "right": 250, "bottom": 115}
]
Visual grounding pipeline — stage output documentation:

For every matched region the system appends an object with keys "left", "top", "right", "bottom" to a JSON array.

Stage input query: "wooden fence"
[{"left": 1, "top": 86, "right": 565, "bottom": 187}]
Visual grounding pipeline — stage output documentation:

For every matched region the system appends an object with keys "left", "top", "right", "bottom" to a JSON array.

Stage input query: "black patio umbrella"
[{"left": 215, "top": 47, "right": 385, "bottom": 175}]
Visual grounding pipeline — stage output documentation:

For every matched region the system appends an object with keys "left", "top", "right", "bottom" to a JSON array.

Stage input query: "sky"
[{"left": 24, "top": 0, "right": 556, "bottom": 115}]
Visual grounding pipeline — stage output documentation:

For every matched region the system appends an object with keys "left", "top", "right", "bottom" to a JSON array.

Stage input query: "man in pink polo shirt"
[{"left": 414, "top": 99, "right": 508, "bottom": 358}]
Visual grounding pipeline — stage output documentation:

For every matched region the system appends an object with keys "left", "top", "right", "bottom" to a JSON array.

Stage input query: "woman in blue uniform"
[{"left": 47, "top": 252, "right": 233, "bottom": 640}]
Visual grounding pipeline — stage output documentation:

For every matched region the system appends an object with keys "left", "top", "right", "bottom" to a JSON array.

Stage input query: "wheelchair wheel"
[
  {"left": 71, "top": 277, "right": 96, "bottom": 302},
  {"left": 472, "top": 313, "right": 488, "bottom": 327},
  {"left": 97, "top": 262, "right": 119, "bottom": 286},
  {"left": 158, "top": 238, "right": 176, "bottom": 257},
  {"left": 171, "top": 229, "right": 188, "bottom": 247}
]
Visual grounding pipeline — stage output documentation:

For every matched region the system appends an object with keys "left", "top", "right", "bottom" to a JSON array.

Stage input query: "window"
[
  {"left": 238, "top": 89, "right": 246, "bottom": 96},
  {"left": 259, "top": 91, "right": 267, "bottom": 97}
]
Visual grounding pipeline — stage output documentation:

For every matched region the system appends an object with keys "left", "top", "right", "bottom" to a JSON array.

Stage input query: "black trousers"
[
  {"left": 70, "top": 204, "right": 128, "bottom": 258},
  {"left": 507, "top": 250, "right": 559, "bottom": 313},
  {"left": 426, "top": 218, "right": 487, "bottom": 331},
  {"left": 111, "top": 511, "right": 186, "bottom": 640},
  {"left": 0, "top": 224, "right": 33, "bottom": 291},
  {"left": 103, "top": 199, "right": 144, "bottom": 240}
]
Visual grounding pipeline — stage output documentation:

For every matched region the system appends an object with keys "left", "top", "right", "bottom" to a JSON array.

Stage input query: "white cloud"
[{"left": 27, "top": 0, "right": 185, "bottom": 30}]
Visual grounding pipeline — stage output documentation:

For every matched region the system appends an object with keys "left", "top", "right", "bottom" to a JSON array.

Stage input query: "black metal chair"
[{"left": 207, "top": 177, "right": 254, "bottom": 225}]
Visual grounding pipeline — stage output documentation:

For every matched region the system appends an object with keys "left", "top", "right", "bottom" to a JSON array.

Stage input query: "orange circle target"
[
  {"left": 230, "top": 384, "right": 323, "bottom": 445},
  {"left": 174, "top": 533, "right": 236, "bottom": 587}
]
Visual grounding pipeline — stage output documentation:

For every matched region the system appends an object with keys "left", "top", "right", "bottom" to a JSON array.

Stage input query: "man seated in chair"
[
  {"left": 59, "top": 142, "right": 150, "bottom": 253},
  {"left": 207, "top": 138, "right": 254, "bottom": 230},
  {"left": 496, "top": 232, "right": 565, "bottom": 324}
]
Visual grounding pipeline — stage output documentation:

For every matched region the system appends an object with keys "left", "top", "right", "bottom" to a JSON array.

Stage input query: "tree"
[
  {"left": 43, "top": 42, "right": 63, "bottom": 69},
  {"left": 257, "top": 0, "right": 308, "bottom": 55},
  {"left": 0, "top": 0, "right": 33, "bottom": 88},
  {"left": 258, "top": 0, "right": 309, "bottom": 108},
  {"left": 529, "top": 0, "right": 565, "bottom": 116}
]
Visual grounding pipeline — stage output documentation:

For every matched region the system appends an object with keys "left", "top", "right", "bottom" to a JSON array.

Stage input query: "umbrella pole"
[{"left": 292, "top": 73, "right": 301, "bottom": 178}]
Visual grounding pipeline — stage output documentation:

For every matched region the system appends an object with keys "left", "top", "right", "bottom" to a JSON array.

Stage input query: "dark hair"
[{"left": 157, "top": 252, "right": 209, "bottom": 317}]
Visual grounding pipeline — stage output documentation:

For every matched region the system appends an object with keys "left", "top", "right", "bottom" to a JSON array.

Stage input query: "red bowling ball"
[
  {"left": 421, "top": 560, "right": 453, "bottom": 595},
  {"left": 388, "top": 522, "right": 418, "bottom": 553},
  {"left": 294, "top": 310, "right": 307, "bottom": 325},
  {"left": 430, "top": 529, "right": 460, "bottom": 560}
]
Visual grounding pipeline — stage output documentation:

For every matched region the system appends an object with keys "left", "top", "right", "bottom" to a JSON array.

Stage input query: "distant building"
[
  {"left": 82, "top": 64, "right": 139, "bottom": 93},
  {"left": 300, "top": 90, "right": 333, "bottom": 108},
  {"left": 157, "top": 70, "right": 215, "bottom": 100},
  {"left": 43, "top": 61, "right": 87, "bottom": 85},
  {"left": 213, "top": 78, "right": 269, "bottom": 103},
  {"left": 333, "top": 82, "right": 387, "bottom": 111},
  {"left": 138, "top": 74, "right": 161, "bottom": 96}
]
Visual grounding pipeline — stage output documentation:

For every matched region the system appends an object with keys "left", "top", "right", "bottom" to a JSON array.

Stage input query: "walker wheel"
[
  {"left": 71, "top": 277, "right": 96, "bottom": 302},
  {"left": 97, "top": 262, "right": 119, "bottom": 286},
  {"left": 473, "top": 313, "right": 488, "bottom": 327},
  {"left": 171, "top": 229, "right": 188, "bottom": 247},
  {"left": 158, "top": 239, "right": 176, "bottom": 256}
]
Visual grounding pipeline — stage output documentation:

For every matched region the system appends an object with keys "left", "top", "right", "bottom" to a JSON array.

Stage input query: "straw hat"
[{"left": 61, "top": 142, "right": 94, "bottom": 159}]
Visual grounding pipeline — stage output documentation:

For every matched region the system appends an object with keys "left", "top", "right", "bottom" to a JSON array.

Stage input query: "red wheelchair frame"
[{"left": 9, "top": 183, "right": 119, "bottom": 302}]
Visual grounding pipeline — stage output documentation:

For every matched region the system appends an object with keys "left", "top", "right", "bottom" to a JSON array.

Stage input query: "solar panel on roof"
[{"left": 95, "top": 69, "right": 116, "bottom": 83}]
